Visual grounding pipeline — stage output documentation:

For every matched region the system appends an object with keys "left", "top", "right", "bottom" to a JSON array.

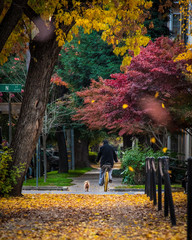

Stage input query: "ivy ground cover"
[{"left": 0, "top": 192, "right": 186, "bottom": 239}]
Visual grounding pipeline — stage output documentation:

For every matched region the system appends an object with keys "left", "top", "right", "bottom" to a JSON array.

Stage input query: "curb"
[
  {"left": 22, "top": 186, "right": 68, "bottom": 191},
  {"left": 110, "top": 188, "right": 184, "bottom": 192},
  {"left": 110, "top": 188, "right": 144, "bottom": 192}
]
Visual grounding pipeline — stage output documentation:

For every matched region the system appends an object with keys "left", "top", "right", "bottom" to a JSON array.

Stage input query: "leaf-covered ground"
[{"left": 0, "top": 192, "right": 186, "bottom": 239}]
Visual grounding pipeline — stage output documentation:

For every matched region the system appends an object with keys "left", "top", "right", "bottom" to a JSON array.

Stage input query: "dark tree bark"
[
  {"left": 123, "top": 134, "right": 132, "bottom": 149},
  {"left": 74, "top": 138, "right": 90, "bottom": 168},
  {"left": 0, "top": 0, "right": 28, "bottom": 53},
  {"left": 0, "top": 127, "right": 2, "bottom": 147},
  {"left": 56, "top": 126, "right": 68, "bottom": 173},
  {"left": 0, "top": 0, "right": 4, "bottom": 16},
  {"left": 10, "top": 33, "right": 61, "bottom": 196}
]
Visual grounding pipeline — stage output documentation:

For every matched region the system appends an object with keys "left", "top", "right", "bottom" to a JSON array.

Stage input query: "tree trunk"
[
  {"left": 56, "top": 126, "right": 68, "bottom": 173},
  {"left": 0, "top": 127, "right": 2, "bottom": 146},
  {"left": 0, "top": 0, "right": 28, "bottom": 53},
  {"left": 10, "top": 34, "right": 61, "bottom": 196},
  {"left": 123, "top": 134, "right": 132, "bottom": 149},
  {"left": 74, "top": 138, "right": 90, "bottom": 168}
]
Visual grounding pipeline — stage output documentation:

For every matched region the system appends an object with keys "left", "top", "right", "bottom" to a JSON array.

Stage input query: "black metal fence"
[
  {"left": 145, "top": 156, "right": 192, "bottom": 239},
  {"left": 145, "top": 156, "right": 176, "bottom": 226},
  {"left": 187, "top": 157, "right": 192, "bottom": 240}
]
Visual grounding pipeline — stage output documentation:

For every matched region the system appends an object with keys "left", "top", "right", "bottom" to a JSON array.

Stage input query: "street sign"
[{"left": 0, "top": 84, "right": 22, "bottom": 92}]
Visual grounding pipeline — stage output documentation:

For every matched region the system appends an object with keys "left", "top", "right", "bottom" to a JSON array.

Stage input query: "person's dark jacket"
[{"left": 96, "top": 142, "right": 118, "bottom": 167}]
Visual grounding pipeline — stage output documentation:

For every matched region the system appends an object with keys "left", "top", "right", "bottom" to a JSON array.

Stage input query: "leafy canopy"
[
  {"left": 74, "top": 37, "right": 192, "bottom": 135},
  {"left": 0, "top": 0, "right": 152, "bottom": 67},
  {"left": 56, "top": 28, "right": 122, "bottom": 91}
]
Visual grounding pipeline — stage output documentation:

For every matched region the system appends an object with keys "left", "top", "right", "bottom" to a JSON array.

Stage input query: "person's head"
[{"left": 103, "top": 140, "right": 108, "bottom": 145}]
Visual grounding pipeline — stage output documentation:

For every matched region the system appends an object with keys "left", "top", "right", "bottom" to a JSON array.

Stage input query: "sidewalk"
[
  {"left": 22, "top": 163, "right": 145, "bottom": 195},
  {"left": 67, "top": 167, "right": 125, "bottom": 194}
]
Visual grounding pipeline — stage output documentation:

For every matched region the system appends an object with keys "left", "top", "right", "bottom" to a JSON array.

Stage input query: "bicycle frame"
[{"left": 102, "top": 164, "right": 112, "bottom": 192}]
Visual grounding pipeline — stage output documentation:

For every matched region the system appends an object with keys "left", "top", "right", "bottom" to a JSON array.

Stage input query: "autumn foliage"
[
  {"left": 0, "top": 192, "right": 187, "bottom": 239},
  {"left": 74, "top": 37, "right": 192, "bottom": 135},
  {"left": 0, "top": 0, "right": 153, "bottom": 67},
  {"left": 51, "top": 73, "right": 69, "bottom": 87}
]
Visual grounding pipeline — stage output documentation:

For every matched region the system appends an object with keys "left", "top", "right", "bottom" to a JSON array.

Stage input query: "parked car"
[
  {"left": 47, "top": 150, "right": 59, "bottom": 171},
  {"left": 41, "top": 149, "right": 59, "bottom": 171}
]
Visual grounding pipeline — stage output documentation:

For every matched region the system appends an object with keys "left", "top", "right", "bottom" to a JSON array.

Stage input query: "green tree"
[
  {"left": 52, "top": 29, "right": 122, "bottom": 167},
  {"left": 145, "top": 0, "right": 172, "bottom": 40},
  {"left": 56, "top": 29, "right": 122, "bottom": 90}
]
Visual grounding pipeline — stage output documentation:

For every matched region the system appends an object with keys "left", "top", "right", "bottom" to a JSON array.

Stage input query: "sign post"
[
  {"left": 0, "top": 84, "right": 22, "bottom": 145},
  {"left": 8, "top": 93, "right": 12, "bottom": 145}
]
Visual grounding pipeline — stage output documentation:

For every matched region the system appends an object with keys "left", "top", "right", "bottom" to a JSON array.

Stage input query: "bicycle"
[{"left": 102, "top": 164, "right": 112, "bottom": 192}]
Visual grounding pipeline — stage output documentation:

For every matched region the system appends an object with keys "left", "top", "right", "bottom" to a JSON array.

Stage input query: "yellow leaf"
[
  {"left": 122, "top": 104, "right": 128, "bottom": 109},
  {"left": 155, "top": 92, "right": 159, "bottom": 98},
  {"left": 128, "top": 166, "right": 134, "bottom": 172},
  {"left": 162, "top": 147, "right": 168, "bottom": 153},
  {"left": 162, "top": 103, "right": 165, "bottom": 108},
  {"left": 150, "top": 137, "right": 156, "bottom": 143}
]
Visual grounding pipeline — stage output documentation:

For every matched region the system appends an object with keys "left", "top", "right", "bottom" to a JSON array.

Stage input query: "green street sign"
[{"left": 0, "top": 84, "right": 22, "bottom": 92}]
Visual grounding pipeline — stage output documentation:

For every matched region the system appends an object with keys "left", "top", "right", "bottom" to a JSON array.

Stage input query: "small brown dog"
[{"left": 84, "top": 181, "right": 90, "bottom": 192}]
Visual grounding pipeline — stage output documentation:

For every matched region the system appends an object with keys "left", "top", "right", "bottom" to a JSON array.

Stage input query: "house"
[{"left": 167, "top": 1, "right": 192, "bottom": 160}]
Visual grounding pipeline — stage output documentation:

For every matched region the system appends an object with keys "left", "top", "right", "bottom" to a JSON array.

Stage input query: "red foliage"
[
  {"left": 74, "top": 37, "right": 191, "bottom": 135},
  {"left": 50, "top": 73, "right": 69, "bottom": 87}
]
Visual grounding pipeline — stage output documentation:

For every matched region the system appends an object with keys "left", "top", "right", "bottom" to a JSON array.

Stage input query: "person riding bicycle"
[{"left": 96, "top": 140, "right": 118, "bottom": 186}]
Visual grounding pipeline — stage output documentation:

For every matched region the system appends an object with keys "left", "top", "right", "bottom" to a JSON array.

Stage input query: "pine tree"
[
  {"left": 56, "top": 29, "right": 122, "bottom": 91},
  {"left": 145, "top": 0, "right": 172, "bottom": 40}
]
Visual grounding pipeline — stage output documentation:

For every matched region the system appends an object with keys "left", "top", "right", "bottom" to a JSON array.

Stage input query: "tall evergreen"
[
  {"left": 56, "top": 29, "right": 122, "bottom": 91},
  {"left": 145, "top": 0, "right": 172, "bottom": 40}
]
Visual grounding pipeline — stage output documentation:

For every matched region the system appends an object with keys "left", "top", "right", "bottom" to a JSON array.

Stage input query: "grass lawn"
[{"left": 23, "top": 167, "right": 92, "bottom": 187}]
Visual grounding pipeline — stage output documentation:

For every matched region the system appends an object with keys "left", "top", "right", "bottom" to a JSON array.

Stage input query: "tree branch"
[
  {"left": 23, "top": 4, "right": 54, "bottom": 38},
  {"left": 0, "top": 0, "right": 4, "bottom": 16},
  {"left": 183, "top": 128, "right": 192, "bottom": 137},
  {"left": 0, "top": 0, "right": 28, "bottom": 53}
]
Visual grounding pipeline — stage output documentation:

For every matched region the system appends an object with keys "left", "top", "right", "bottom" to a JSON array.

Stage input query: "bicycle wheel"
[{"left": 104, "top": 170, "right": 109, "bottom": 192}]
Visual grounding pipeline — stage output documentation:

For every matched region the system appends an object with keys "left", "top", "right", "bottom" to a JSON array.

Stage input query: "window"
[{"left": 172, "top": 13, "right": 181, "bottom": 38}]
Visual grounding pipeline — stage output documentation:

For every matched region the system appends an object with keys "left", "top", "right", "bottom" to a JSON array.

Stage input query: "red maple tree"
[{"left": 74, "top": 37, "right": 192, "bottom": 136}]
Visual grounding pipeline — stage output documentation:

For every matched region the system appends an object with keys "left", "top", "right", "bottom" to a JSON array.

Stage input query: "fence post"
[
  {"left": 158, "top": 157, "right": 162, "bottom": 211},
  {"left": 187, "top": 157, "right": 192, "bottom": 240},
  {"left": 163, "top": 158, "right": 169, "bottom": 217},
  {"left": 163, "top": 157, "right": 176, "bottom": 226},
  {"left": 149, "top": 158, "right": 153, "bottom": 201},
  {"left": 151, "top": 157, "right": 156, "bottom": 205},
  {"left": 145, "top": 158, "right": 147, "bottom": 194},
  {"left": 146, "top": 158, "right": 150, "bottom": 197}
]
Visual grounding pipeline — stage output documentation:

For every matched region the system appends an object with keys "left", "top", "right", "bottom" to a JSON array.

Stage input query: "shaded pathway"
[
  {"left": 22, "top": 163, "right": 144, "bottom": 195},
  {"left": 68, "top": 167, "right": 123, "bottom": 194}
]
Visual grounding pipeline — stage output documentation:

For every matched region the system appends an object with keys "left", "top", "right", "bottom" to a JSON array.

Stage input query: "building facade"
[{"left": 168, "top": 1, "right": 192, "bottom": 160}]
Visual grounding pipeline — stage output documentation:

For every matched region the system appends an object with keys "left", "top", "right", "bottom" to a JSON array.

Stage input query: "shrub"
[
  {"left": 112, "top": 169, "right": 124, "bottom": 178},
  {"left": 89, "top": 151, "right": 98, "bottom": 163},
  {"left": 0, "top": 148, "right": 25, "bottom": 197},
  {"left": 121, "top": 146, "right": 163, "bottom": 184}
]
